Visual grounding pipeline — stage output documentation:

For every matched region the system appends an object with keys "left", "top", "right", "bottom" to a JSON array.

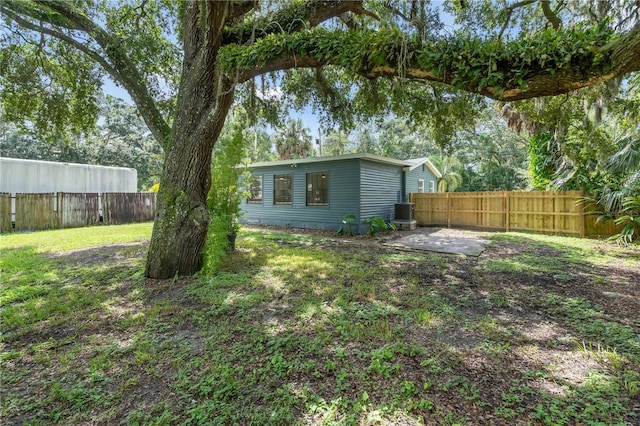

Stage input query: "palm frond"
[{"left": 607, "top": 135, "right": 640, "bottom": 174}]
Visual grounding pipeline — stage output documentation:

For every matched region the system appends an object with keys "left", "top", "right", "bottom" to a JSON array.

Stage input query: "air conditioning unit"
[{"left": 394, "top": 203, "right": 414, "bottom": 221}]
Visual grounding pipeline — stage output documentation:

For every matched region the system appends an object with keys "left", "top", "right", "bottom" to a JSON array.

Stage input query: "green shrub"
[
  {"left": 365, "top": 216, "right": 396, "bottom": 236},
  {"left": 205, "top": 110, "right": 248, "bottom": 271},
  {"left": 336, "top": 214, "right": 356, "bottom": 236},
  {"left": 611, "top": 195, "right": 640, "bottom": 245}
]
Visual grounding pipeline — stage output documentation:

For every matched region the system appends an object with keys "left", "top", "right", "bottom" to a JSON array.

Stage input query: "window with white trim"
[
  {"left": 429, "top": 180, "right": 436, "bottom": 192},
  {"left": 418, "top": 179, "right": 425, "bottom": 193},
  {"left": 274, "top": 174, "right": 292, "bottom": 204},
  {"left": 306, "top": 172, "right": 328, "bottom": 206}
]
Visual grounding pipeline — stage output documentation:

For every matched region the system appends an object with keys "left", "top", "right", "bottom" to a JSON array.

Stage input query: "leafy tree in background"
[
  {"left": 496, "top": 1, "right": 640, "bottom": 195},
  {"left": 431, "top": 155, "right": 463, "bottom": 192},
  {"left": 0, "top": 125, "right": 60, "bottom": 161},
  {"left": 527, "top": 131, "right": 556, "bottom": 190},
  {"left": 504, "top": 71, "right": 639, "bottom": 196},
  {"left": 377, "top": 119, "right": 436, "bottom": 160},
  {"left": 454, "top": 106, "right": 529, "bottom": 192},
  {"left": 321, "top": 131, "right": 353, "bottom": 157},
  {"left": 83, "top": 97, "right": 164, "bottom": 190},
  {"left": 2, "top": 1, "right": 640, "bottom": 278},
  {"left": 274, "top": 118, "right": 314, "bottom": 160},
  {"left": 345, "top": 119, "right": 439, "bottom": 160},
  {"left": 584, "top": 132, "right": 640, "bottom": 244},
  {"left": 246, "top": 127, "right": 277, "bottom": 163},
  {"left": 507, "top": 89, "right": 621, "bottom": 193},
  {"left": 597, "top": 134, "right": 640, "bottom": 216}
]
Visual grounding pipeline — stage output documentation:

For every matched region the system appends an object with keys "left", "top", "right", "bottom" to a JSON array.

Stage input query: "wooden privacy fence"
[
  {"left": 15, "top": 193, "right": 59, "bottom": 232},
  {"left": 59, "top": 193, "right": 101, "bottom": 228},
  {"left": 0, "top": 193, "right": 12, "bottom": 233},
  {"left": 102, "top": 192, "right": 157, "bottom": 225},
  {"left": 410, "top": 191, "right": 622, "bottom": 238},
  {"left": 1, "top": 192, "right": 156, "bottom": 232}
]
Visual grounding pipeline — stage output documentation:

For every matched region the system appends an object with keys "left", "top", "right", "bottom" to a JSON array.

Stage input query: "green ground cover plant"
[{"left": 1, "top": 224, "right": 638, "bottom": 425}]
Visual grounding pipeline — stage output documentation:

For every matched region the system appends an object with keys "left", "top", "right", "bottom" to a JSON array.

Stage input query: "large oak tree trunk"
[
  {"left": 145, "top": 80, "right": 234, "bottom": 279},
  {"left": 145, "top": 2, "right": 235, "bottom": 279}
]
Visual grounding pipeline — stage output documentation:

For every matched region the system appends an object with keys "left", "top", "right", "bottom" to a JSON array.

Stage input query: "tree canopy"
[
  {"left": 2, "top": 0, "right": 639, "bottom": 278},
  {"left": 274, "top": 118, "right": 314, "bottom": 160}
]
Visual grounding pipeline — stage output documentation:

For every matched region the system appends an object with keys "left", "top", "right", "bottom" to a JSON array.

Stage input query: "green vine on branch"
[{"left": 220, "top": 21, "right": 616, "bottom": 98}]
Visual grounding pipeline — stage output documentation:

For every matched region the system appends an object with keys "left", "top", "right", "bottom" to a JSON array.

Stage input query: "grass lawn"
[{"left": 1, "top": 224, "right": 639, "bottom": 425}]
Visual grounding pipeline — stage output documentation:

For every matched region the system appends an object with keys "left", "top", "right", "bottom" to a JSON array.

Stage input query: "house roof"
[
  {"left": 405, "top": 157, "right": 443, "bottom": 178},
  {"left": 246, "top": 153, "right": 442, "bottom": 178}
]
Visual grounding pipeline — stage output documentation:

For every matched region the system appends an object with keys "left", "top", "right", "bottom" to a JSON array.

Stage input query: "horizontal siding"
[
  {"left": 360, "top": 160, "right": 402, "bottom": 225},
  {"left": 241, "top": 159, "right": 362, "bottom": 233},
  {"left": 406, "top": 165, "right": 438, "bottom": 196}
]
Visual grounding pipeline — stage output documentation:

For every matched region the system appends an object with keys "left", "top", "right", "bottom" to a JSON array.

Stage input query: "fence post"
[
  {"left": 447, "top": 192, "right": 451, "bottom": 228},
  {"left": 505, "top": 191, "right": 510, "bottom": 232},
  {"left": 56, "top": 192, "right": 61, "bottom": 229},
  {"left": 550, "top": 191, "right": 555, "bottom": 235},
  {"left": 0, "top": 193, "right": 12, "bottom": 233},
  {"left": 579, "top": 190, "right": 586, "bottom": 237}
]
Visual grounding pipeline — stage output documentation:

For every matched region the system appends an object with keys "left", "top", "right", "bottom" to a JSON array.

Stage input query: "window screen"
[
  {"left": 274, "top": 174, "right": 292, "bottom": 204},
  {"left": 306, "top": 172, "right": 328, "bottom": 206}
]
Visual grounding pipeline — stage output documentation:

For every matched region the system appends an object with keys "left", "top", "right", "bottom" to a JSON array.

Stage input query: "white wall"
[{"left": 0, "top": 157, "right": 137, "bottom": 194}]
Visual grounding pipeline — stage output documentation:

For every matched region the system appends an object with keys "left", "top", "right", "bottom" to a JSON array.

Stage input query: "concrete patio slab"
[{"left": 385, "top": 232, "right": 492, "bottom": 256}]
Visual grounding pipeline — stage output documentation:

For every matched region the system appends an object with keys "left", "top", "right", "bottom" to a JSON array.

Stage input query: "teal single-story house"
[{"left": 240, "top": 153, "right": 441, "bottom": 234}]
